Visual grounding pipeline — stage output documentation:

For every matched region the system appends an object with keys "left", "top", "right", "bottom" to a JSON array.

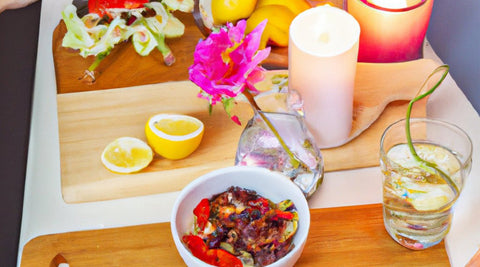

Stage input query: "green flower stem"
[
  {"left": 405, "top": 65, "right": 459, "bottom": 195},
  {"left": 242, "top": 90, "right": 303, "bottom": 169}
]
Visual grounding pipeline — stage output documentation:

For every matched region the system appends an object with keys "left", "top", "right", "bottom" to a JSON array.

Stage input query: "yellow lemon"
[
  {"left": 211, "top": 0, "right": 258, "bottom": 25},
  {"left": 256, "top": 0, "right": 311, "bottom": 15},
  {"left": 246, "top": 5, "right": 296, "bottom": 48},
  {"left": 145, "top": 114, "right": 204, "bottom": 160},
  {"left": 101, "top": 137, "right": 153, "bottom": 174}
]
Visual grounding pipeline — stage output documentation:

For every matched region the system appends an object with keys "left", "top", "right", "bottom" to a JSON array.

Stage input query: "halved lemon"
[
  {"left": 101, "top": 137, "right": 153, "bottom": 174},
  {"left": 145, "top": 114, "right": 204, "bottom": 160}
]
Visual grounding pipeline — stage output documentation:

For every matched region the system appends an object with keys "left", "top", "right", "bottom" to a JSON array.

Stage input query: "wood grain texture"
[
  {"left": 260, "top": 59, "right": 439, "bottom": 148},
  {"left": 466, "top": 248, "right": 480, "bottom": 267},
  {"left": 57, "top": 60, "right": 436, "bottom": 204},
  {"left": 51, "top": 1, "right": 346, "bottom": 92},
  {"left": 36, "top": 3, "right": 451, "bottom": 266},
  {"left": 57, "top": 82, "right": 252, "bottom": 203},
  {"left": 52, "top": 12, "right": 292, "bottom": 93},
  {"left": 21, "top": 204, "right": 449, "bottom": 266},
  {"left": 53, "top": 4, "right": 439, "bottom": 204}
]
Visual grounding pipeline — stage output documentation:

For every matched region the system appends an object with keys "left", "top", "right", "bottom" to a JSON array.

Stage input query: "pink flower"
[
  {"left": 189, "top": 20, "right": 271, "bottom": 123},
  {"left": 188, "top": 20, "right": 305, "bottom": 169}
]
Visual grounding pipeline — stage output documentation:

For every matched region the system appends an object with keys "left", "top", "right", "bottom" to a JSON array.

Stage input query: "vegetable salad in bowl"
[
  {"left": 183, "top": 186, "right": 299, "bottom": 266},
  {"left": 171, "top": 166, "right": 310, "bottom": 267}
]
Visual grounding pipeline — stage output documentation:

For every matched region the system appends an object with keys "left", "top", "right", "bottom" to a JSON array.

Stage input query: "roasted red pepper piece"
[
  {"left": 193, "top": 198, "right": 210, "bottom": 230},
  {"left": 213, "top": 249, "right": 243, "bottom": 267},
  {"left": 183, "top": 235, "right": 242, "bottom": 266},
  {"left": 273, "top": 209, "right": 294, "bottom": 220},
  {"left": 88, "top": 0, "right": 149, "bottom": 17},
  {"left": 182, "top": 235, "right": 215, "bottom": 264}
]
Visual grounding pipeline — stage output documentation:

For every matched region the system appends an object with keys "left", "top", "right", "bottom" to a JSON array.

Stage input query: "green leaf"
[{"left": 222, "top": 97, "right": 236, "bottom": 118}]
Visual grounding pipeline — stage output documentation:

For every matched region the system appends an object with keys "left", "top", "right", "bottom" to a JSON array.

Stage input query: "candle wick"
[{"left": 318, "top": 32, "right": 330, "bottom": 45}]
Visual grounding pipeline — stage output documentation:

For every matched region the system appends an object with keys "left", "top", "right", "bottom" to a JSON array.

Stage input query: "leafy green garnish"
[{"left": 405, "top": 65, "right": 459, "bottom": 195}]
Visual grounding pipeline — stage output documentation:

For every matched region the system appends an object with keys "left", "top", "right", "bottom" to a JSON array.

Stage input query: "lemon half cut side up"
[
  {"left": 101, "top": 137, "right": 154, "bottom": 174},
  {"left": 145, "top": 114, "right": 205, "bottom": 160}
]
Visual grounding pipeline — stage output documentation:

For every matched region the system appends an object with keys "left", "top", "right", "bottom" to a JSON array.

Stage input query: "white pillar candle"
[{"left": 288, "top": 5, "right": 360, "bottom": 148}]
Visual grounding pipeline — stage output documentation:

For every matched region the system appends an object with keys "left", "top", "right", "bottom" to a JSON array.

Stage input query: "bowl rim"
[{"left": 170, "top": 166, "right": 311, "bottom": 267}]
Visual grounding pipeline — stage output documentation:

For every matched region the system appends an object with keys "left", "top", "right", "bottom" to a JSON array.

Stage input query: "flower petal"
[{"left": 188, "top": 19, "right": 271, "bottom": 118}]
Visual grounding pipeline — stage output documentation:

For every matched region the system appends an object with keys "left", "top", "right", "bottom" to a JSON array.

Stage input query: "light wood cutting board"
[{"left": 57, "top": 59, "right": 439, "bottom": 203}]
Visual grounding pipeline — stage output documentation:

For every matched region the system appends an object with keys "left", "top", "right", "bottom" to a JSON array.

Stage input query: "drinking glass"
[{"left": 380, "top": 118, "right": 472, "bottom": 250}]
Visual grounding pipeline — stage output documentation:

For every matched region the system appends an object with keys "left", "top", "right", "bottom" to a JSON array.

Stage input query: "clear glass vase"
[{"left": 234, "top": 92, "right": 324, "bottom": 198}]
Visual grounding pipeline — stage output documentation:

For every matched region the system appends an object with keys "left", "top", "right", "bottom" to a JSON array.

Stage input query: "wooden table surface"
[
  {"left": 21, "top": 204, "right": 449, "bottom": 266},
  {"left": 21, "top": 1, "right": 451, "bottom": 265}
]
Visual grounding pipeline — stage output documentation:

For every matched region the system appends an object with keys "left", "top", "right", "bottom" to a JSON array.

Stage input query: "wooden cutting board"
[
  {"left": 51, "top": 1, "right": 343, "bottom": 93},
  {"left": 51, "top": 11, "right": 293, "bottom": 93},
  {"left": 57, "top": 59, "right": 438, "bottom": 204},
  {"left": 20, "top": 204, "right": 449, "bottom": 266},
  {"left": 52, "top": 3, "right": 439, "bottom": 203}
]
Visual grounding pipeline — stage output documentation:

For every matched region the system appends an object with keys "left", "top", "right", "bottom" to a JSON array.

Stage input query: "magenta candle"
[{"left": 347, "top": 0, "right": 434, "bottom": 63}]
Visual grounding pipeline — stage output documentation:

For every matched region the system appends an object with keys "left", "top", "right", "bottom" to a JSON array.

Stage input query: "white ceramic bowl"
[{"left": 170, "top": 166, "right": 311, "bottom": 267}]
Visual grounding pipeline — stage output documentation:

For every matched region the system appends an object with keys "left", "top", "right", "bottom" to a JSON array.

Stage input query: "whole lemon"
[{"left": 211, "top": 0, "right": 258, "bottom": 25}]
